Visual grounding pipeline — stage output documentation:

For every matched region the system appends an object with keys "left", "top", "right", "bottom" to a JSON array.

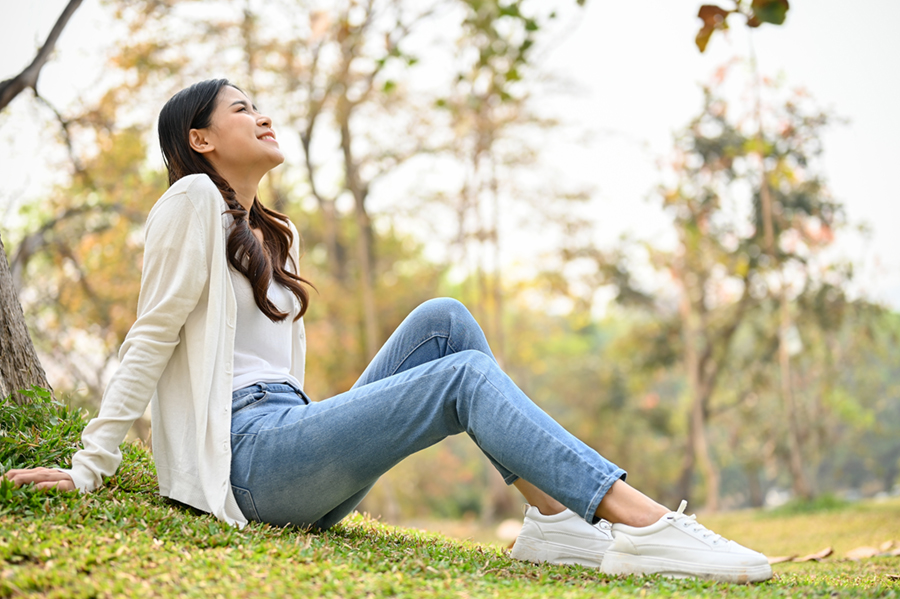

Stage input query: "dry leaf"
[
  {"left": 887, "top": 574, "right": 899, "bottom": 581},
  {"left": 846, "top": 546, "right": 880, "bottom": 560},
  {"left": 795, "top": 547, "right": 833, "bottom": 562},
  {"left": 767, "top": 555, "right": 797, "bottom": 564}
]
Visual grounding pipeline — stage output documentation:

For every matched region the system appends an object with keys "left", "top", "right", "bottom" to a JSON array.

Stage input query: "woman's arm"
[{"left": 5, "top": 189, "right": 212, "bottom": 493}]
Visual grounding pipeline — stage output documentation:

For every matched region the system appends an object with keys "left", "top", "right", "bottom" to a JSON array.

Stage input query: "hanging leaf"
[
  {"left": 750, "top": 0, "right": 790, "bottom": 25},
  {"left": 695, "top": 5, "right": 732, "bottom": 53}
]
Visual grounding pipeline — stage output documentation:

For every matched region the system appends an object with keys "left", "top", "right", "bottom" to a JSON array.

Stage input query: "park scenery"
[{"left": 1, "top": 0, "right": 899, "bottom": 597}]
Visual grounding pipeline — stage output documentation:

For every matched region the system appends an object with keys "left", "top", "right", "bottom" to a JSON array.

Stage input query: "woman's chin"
[{"left": 266, "top": 151, "right": 286, "bottom": 169}]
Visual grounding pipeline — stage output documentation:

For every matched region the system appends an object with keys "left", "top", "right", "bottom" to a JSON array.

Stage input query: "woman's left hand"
[{"left": 3, "top": 467, "right": 76, "bottom": 491}]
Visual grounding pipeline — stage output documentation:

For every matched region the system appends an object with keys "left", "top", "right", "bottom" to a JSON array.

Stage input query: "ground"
[{"left": 1, "top": 442, "right": 899, "bottom": 598}]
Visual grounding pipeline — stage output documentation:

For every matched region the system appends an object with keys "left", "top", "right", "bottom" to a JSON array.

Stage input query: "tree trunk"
[
  {"left": 676, "top": 420, "right": 697, "bottom": 505},
  {"left": 780, "top": 290, "right": 813, "bottom": 500},
  {"left": 746, "top": 464, "right": 764, "bottom": 508},
  {"left": 489, "top": 159, "right": 505, "bottom": 366},
  {"left": 677, "top": 293, "right": 720, "bottom": 510},
  {"left": 693, "top": 387, "right": 720, "bottom": 511},
  {"left": 0, "top": 232, "right": 52, "bottom": 404},
  {"left": 339, "top": 111, "right": 379, "bottom": 361}
]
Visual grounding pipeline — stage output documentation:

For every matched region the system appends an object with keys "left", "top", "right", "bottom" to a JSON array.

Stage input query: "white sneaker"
[
  {"left": 600, "top": 500, "right": 773, "bottom": 583},
  {"left": 509, "top": 504, "right": 613, "bottom": 567}
]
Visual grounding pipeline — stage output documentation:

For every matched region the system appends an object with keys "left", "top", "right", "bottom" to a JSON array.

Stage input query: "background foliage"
[{"left": 1, "top": 0, "right": 898, "bottom": 525}]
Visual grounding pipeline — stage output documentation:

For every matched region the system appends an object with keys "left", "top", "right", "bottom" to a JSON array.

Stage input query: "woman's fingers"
[
  {"left": 3, "top": 467, "right": 75, "bottom": 491},
  {"left": 34, "top": 479, "right": 76, "bottom": 492}
]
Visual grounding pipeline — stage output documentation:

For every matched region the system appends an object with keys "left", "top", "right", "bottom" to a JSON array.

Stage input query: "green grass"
[{"left": 1, "top": 394, "right": 899, "bottom": 597}]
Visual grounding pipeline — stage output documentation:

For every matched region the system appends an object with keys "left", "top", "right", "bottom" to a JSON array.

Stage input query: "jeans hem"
[{"left": 584, "top": 467, "right": 627, "bottom": 524}]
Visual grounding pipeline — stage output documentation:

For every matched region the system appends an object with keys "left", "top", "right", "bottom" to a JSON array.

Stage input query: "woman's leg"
[
  {"left": 230, "top": 347, "right": 626, "bottom": 530},
  {"left": 345, "top": 298, "right": 581, "bottom": 520},
  {"left": 276, "top": 297, "right": 499, "bottom": 524},
  {"left": 351, "top": 297, "right": 496, "bottom": 386}
]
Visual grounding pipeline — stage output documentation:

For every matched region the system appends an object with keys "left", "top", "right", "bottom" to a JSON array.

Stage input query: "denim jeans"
[{"left": 229, "top": 298, "right": 626, "bottom": 530}]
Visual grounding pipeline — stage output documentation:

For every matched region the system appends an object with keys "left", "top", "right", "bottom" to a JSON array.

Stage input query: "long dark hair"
[{"left": 158, "top": 79, "right": 312, "bottom": 321}]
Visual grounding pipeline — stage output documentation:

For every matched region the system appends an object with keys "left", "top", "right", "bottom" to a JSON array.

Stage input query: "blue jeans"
[{"left": 229, "top": 298, "right": 626, "bottom": 530}]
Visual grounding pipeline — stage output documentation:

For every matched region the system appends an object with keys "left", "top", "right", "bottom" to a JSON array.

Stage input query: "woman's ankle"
[
  {"left": 513, "top": 479, "right": 567, "bottom": 515},
  {"left": 595, "top": 480, "right": 669, "bottom": 526}
]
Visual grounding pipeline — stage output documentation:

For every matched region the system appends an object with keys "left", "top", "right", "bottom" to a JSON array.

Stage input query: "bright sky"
[{"left": 2, "top": 0, "right": 899, "bottom": 308}]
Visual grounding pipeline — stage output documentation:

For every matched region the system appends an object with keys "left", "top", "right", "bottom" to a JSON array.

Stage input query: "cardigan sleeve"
[
  {"left": 58, "top": 191, "right": 212, "bottom": 492},
  {"left": 288, "top": 220, "right": 307, "bottom": 390}
]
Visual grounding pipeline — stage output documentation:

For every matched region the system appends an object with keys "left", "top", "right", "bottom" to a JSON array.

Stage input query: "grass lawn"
[{"left": 2, "top": 442, "right": 899, "bottom": 598}]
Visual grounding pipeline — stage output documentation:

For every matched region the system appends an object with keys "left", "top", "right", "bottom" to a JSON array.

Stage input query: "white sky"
[{"left": 2, "top": 0, "right": 899, "bottom": 308}]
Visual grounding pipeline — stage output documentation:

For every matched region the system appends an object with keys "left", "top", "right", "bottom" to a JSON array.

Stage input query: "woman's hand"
[{"left": 3, "top": 467, "right": 75, "bottom": 492}]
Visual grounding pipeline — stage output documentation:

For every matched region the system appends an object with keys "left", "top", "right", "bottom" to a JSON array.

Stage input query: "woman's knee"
[
  {"left": 410, "top": 297, "right": 473, "bottom": 328},
  {"left": 416, "top": 297, "right": 469, "bottom": 318},
  {"left": 451, "top": 349, "right": 500, "bottom": 375}
]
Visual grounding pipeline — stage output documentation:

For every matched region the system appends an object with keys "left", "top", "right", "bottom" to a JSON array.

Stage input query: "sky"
[{"left": 2, "top": 0, "right": 899, "bottom": 308}]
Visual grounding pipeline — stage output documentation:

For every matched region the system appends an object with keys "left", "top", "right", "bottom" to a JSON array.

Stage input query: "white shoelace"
[{"left": 666, "top": 500, "right": 726, "bottom": 544}]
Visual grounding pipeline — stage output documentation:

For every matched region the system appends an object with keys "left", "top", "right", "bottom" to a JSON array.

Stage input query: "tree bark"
[{"left": 0, "top": 232, "right": 52, "bottom": 404}]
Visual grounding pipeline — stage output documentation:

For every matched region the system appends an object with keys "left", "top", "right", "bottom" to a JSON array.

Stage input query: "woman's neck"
[
  {"left": 230, "top": 179, "right": 258, "bottom": 212},
  {"left": 210, "top": 161, "right": 262, "bottom": 211}
]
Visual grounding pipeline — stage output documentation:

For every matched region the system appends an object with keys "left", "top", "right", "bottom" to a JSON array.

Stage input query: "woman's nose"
[{"left": 258, "top": 114, "right": 272, "bottom": 128}]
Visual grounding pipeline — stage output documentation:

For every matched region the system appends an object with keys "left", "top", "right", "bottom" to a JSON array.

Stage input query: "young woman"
[{"left": 5, "top": 79, "right": 772, "bottom": 583}]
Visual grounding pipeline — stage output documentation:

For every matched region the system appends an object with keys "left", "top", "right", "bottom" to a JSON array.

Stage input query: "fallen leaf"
[
  {"left": 795, "top": 547, "right": 833, "bottom": 562},
  {"left": 846, "top": 546, "right": 880, "bottom": 560},
  {"left": 767, "top": 555, "right": 797, "bottom": 564},
  {"left": 887, "top": 574, "right": 899, "bottom": 581}
]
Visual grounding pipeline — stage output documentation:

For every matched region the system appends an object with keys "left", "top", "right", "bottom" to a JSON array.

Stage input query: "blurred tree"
[
  {"left": 436, "top": 0, "right": 546, "bottom": 365},
  {"left": 0, "top": 0, "right": 84, "bottom": 403},
  {"left": 12, "top": 127, "right": 164, "bottom": 431},
  {"left": 569, "top": 75, "right": 851, "bottom": 510}
]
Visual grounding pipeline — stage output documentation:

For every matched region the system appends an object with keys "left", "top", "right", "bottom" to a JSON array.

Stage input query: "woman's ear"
[{"left": 189, "top": 128, "right": 214, "bottom": 154}]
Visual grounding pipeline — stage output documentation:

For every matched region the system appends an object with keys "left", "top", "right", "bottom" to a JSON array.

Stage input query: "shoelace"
[{"left": 666, "top": 500, "right": 725, "bottom": 544}]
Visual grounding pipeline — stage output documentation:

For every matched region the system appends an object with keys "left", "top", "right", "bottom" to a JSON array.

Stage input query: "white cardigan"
[{"left": 59, "top": 174, "right": 307, "bottom": 528}]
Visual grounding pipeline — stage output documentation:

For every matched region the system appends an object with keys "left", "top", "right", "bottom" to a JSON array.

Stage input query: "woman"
[{"left": 5, "top": 79, "right": 771, "bottom": 583}]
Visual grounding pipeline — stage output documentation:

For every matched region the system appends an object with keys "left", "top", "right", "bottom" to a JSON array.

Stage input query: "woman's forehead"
[{"left": 218, "top": 86, "right": 257, "bottom": 111}]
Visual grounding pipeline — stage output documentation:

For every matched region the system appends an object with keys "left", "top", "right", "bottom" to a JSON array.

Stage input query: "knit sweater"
[{"left": 58, "top": 174, "right": 307, "bottom": 528}]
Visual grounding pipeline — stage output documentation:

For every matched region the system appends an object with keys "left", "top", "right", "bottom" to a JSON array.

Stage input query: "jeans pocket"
[
  {"left": 231, "top": 485, "right": 261, "bottom": 522},
  {"left": 232, "top": 390, "right": 269, "bottom": 414}
]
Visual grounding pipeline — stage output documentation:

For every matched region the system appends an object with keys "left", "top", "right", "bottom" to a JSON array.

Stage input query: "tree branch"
[
  {"left": 10, "top": 203, "right": 144, "bottom": 290},
  {"left": 0, "top": 0, "right": 83, "bottom": 112},
  {"left": 33, "top": 92, "right": 91, "bottom": 184}
]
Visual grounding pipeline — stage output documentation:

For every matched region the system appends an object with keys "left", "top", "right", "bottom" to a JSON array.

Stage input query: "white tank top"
[{"left": 229, "top": 266, "right": 302, "bottom": 392}]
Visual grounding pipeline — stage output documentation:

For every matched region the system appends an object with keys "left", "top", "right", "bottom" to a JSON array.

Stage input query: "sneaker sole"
[
  {"left": 510, "top": 536, "right": 605, "bottom": 568},
  {"left": 600, "top": 551, "right": 773, "bottom": 583}
]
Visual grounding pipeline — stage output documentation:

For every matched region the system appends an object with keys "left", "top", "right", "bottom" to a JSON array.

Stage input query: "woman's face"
[{"left": 189, "top": 85, "right": 284, "bottom": 177}]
